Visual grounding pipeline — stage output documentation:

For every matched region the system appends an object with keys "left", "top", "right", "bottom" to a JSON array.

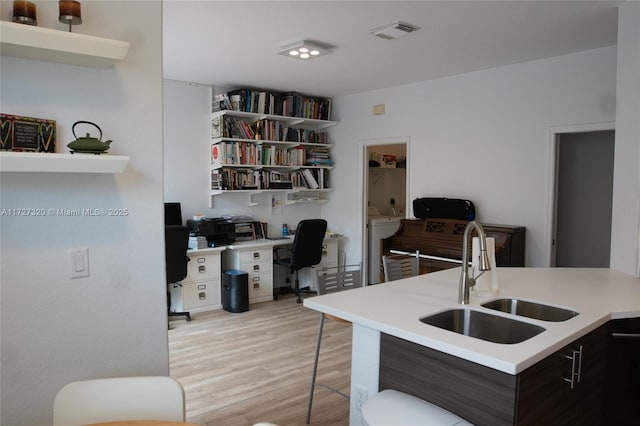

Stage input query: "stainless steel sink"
[
  {"left": 419, "top": 309, "right": 545, "bottom": 344},
  {"left": 481, "top": 298, "right": 578, "bottom": 322}
]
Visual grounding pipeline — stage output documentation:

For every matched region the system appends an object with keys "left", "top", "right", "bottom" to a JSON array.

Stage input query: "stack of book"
[
  {"left": 305, "top": 147, "right": 333, "bottom": 166},
  {"left": 212, "top": 168, "right": 261, "bottom": 190},
  {"left": 212, "top": 88, "right": 332, "bottom": 121},
  {"left": 211, "top": 141, "right": 262, "bottom": 166}
]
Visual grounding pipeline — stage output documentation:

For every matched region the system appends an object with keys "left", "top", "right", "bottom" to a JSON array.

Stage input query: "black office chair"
[
  {"left": 273, "top": 219, "right": 328, "bottom": 303},
  {"left": 165, "top": 225, "right": 191, "bottom": 323}
]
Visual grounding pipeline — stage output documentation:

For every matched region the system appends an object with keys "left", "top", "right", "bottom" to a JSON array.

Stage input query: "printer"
[{"left": 187, "top": 217, "right": 236, "bottom": 246}]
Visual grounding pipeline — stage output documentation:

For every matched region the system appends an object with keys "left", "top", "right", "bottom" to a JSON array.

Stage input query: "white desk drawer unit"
[
  {"left": 169, "top": 248, "right": 224, "bottom": 314},
  {"left": 223, "top": 246, "right": 274, "bottom": 304}
]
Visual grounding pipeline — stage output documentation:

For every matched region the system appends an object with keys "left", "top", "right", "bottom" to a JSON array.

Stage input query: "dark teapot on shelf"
[{"left": 67, "top": 121, "right": 113, "bottom": 154}]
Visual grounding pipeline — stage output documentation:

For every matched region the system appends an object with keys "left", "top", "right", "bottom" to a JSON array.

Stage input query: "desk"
[{"left": 170, "top": 237, "right": 342, "bottom": 313}]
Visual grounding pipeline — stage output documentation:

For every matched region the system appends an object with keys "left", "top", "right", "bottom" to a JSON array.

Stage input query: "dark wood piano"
[{"left": 381, "top": 218, "right": 525, "bottom": 274}]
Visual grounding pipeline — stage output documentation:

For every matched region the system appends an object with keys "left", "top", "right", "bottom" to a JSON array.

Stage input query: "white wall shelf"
[
  {"left": 0, "top": 21, "right": 129, "bottom": 68},
  {"left": 0, "top": 152, "right": 129, "bottom": 173},
  {"left": 208, "top": 188, "right": 332, "bottom": 207},
  {"left": 211, "top": 109, "right": 337, "bottom": 130}
]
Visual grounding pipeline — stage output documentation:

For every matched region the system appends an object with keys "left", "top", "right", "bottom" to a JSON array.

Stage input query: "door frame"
[
  {"left": 360, "top": 136, "right": 410, "bottom": 284},
  {"left": 546, "top": 122, "right": 615, "bottom": 266}
]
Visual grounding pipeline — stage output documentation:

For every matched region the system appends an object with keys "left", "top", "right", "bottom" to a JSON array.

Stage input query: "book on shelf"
[
  {"left": 270, "top": 181, "right": 293, "bottom": 189},
  {"left": 302, "top": 168, "right": 319, "bottom": 189},
  {"left": 212, "top": 93, "right": 232, "bottom": 112},
  {"left": 211, "top": 170, "right": 223, "bottom": 190},
  {"left": 257, "top": 91, "right": 267, "bottom": 114},
  {"left": 215, "top": 88, "right": 331, "bottom": 120}
]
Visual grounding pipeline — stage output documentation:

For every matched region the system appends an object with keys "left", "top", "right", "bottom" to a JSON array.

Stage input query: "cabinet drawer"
[
  {"left": 240, "top": 259, "right": 272, "bottom": 276},
  {"left": 247, "top": 272, "right": 272, "bottom": 300},
  {"left": 319, "top": 240, "right": 338, "bottom": 266},
  {"left": 187, "top": 253, "right": 220, "bottom": 281},
  {"left": 239, "top": 248, "right": 272, "bottom": 263},
  {"left": 182, "top": 280, "right": 221, "bottom": 309}
]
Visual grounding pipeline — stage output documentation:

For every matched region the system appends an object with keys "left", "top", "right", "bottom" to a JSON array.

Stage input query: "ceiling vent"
[{"left": 370, "top": 21, "right": 420, "bottom": 40}]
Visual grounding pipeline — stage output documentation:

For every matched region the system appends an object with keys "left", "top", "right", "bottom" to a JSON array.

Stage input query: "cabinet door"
[{"left": 516, "top": 323, "right": 608, "bottom": 425}]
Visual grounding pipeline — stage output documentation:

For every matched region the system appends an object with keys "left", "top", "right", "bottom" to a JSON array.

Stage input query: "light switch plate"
[{"left": 69, "top": 247, "right": 89, "bottom": 279}]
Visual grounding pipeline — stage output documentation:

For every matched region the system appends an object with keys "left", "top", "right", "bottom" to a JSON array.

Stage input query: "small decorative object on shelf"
[
  {"left": 12, "top": 0, "right": 37, "bottom": 26},
  {"left": 58, "top": 0, "right": 82, "bottom": 32},
  {"left": 0, "top": 113, "right": 56, "bottom": 152},
  {"left": 67, "top": 121, "right": 112, "bottom": 154}
]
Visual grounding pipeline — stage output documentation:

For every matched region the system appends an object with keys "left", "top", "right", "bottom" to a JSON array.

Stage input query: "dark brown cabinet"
[
  {"left": 603, "top": 318, "right": 640, "bottom": 425},
  {"left": 379, "top": 323, "right": 608, "bottom": 425}
]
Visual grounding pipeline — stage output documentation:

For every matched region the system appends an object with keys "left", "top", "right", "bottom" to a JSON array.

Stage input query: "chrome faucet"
[{"left": 459, "top": 221, "right": 491, "bottom": 304}]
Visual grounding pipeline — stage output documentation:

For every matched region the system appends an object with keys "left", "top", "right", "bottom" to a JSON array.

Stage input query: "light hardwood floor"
[{"left": 168, "top": 295, "right": 352, "bottom": 426}]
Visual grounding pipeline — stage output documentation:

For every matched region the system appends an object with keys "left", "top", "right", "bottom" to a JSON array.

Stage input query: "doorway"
[
  {"left": 551, "top": 128, "right": 615, "bottom": 267},
  {"left": 362, "top": 138, "right": 409, "bottom": 284}
]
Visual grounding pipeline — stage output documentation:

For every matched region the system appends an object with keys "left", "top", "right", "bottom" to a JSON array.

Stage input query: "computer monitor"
[{"left": 164, "top": 202, "right": 183, "bottom": 226}]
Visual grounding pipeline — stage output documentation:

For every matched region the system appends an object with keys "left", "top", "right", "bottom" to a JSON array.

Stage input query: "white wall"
[
  {"left": 610, "top": 1, "right": 640, "bottom": 276},
  {"left": 328, "top": 46, "right": 618, "bottom": 267},
  {"left": 0, "top": 2, "right": 166, "bottom": 425}
]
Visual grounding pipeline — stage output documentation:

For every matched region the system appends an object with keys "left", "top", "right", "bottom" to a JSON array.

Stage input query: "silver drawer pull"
[
  {"left": 197, "top": 284, "right": 207, "bottom": 290},
  {"left": 612, "top": 332, "right": 640, "bottom": 339},
  {"left": 197, "top": 257, "right": 205, "bottom": 263},
  {"left": 253, "top": 282, "right": 260, "bottom": 290},
  {"left": 576, "top": 345, "right": 583, "bottom": 383},
  {"left": 198, "top": 292, "right": 206, "bottom": 300},
  {"left": 253, "top": 265, "right": 260, "bottom": 272},
  {"left": 198, "top": 265, "right": 206, "bottom": 273},
  {"left": 563, "top": 346, "right": 583, "bottom": 389},
  {"left": 253, "top": 252, "right": 260, "bottom": 259}
]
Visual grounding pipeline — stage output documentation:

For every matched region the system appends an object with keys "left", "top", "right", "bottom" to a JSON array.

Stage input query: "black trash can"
[{"left": 222, "top": 269, "right": 249, "bottom": 313}]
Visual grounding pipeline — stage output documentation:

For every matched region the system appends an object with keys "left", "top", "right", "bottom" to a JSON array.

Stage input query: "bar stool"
[
  {"left": 306, "top": 263, "right": 362, "bottom": 424},
  {"left": 381, "top": 250, "right": 420, "bottom": 282},
  {"left": 361, "top": 389, "right": 473, "bottom": 425}
]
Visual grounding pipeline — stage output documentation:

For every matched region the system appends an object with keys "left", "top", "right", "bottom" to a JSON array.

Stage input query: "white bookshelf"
[{"left": 210, "top": 109, "right": 335, "bottom": 206}]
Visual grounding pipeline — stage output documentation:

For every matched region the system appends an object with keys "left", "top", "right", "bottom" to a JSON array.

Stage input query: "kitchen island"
[{"left": 303, "top": 267, "right": 640, "bottom": 425}]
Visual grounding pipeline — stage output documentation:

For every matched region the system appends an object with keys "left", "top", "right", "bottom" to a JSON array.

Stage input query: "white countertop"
[{"left": 304, "top": 267, "right": 640, "bottom": 374}]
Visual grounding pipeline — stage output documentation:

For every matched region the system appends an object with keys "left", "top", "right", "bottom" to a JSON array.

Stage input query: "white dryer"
[{"left": 368, "top": 215, "right": 402, "bottom": 284}]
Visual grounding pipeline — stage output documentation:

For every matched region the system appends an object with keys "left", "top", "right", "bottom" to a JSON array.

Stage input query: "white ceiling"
[{"left": 162, "top": 1, "right": 620, "bottom": 98}]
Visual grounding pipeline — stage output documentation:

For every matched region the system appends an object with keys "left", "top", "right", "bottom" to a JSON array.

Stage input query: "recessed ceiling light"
[
  {"left": 277, "top": 40, "right": 332, "bottom": 60},
  {"left": 370, "top": 21, "right": 420, "bottom": 40}
]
